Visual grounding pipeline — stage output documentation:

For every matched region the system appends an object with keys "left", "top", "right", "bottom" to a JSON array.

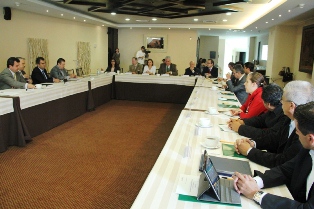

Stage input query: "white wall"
[
  {"left": 0, "top": 9, "right": 108, "bottom": 74},
  {"left": 118, "top": 28, "right": 198, "bottom": 75}
]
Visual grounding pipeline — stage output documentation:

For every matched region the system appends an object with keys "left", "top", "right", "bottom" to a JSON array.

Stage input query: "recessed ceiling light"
[
  {"left": 149, "top": 28, "right": 151, "bottom": 29},
  {"left": 169, "top": 28, "right": 171, "bottom": 29},
  {"left": 73, "top": 17, "right": 75, "bottom": 19},
  {"left": 226, "top": 12, "right": 231, "bottom": 15},
  {"left": 223, "top": 19, "right": 227, "bottom": 22},
  {"left": 46, "top": 10, "right": 49, "bottom": 12},
  {"left": 272, "top": 18, "right": 274, "bottom": 20},
  {"left": 251, "top": 30, "right": 252, "bottom": 31},
  {"left": 84, "top": 20, "right": 86, "bottom": 22},
  {"left": 61, "top": 14, "right": 63, "bottom": 16},
  {"left": 256, "top": 27, "right": 258, "bottom": 29},
  {"left": 15, "top": 2, "right": 20, "bottom": 6},
  {"left": 243, "top": 31, "right": 246, "bottom": 32},
  {"left": 194, "top": 18, "right": 198, "bottom": 21},
  {"left": 279, "top": 14, "right": 281, "bottom": 17},
  {"left": 299, "top": 4, "right": 305, "bottom": 8},
  {"left": 288, "top": 10, "right": 291, "bottom": 12},
  {"left": 208, "top": 28, "right": 211, "bottom": 30},
  {"left": 152, "top": 18, "right": 157, "bottom": 21},
  {"left": 125, "top": 18, "right": 130, "bottom": 21},
  {"left": 102, "top": 25, "right": 104, "bottom": 27},
  {"left": 229, "top": 29, "right": 231, "bottom": 30},
  {"left": 266, "top": 22, "right": 268, "bottom": 23},
  {"left": 111, "top": 12, "right": 116, "bottom": 15},
  {"left": 188, "top": 28, "right": 190, "bottom": 29},
  {"left": 130, "top": 27, "right": 132, "bottom": 29}
]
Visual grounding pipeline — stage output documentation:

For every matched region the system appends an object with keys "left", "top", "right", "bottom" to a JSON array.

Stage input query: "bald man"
[{"left": 184, "top": 61, "right": 201, "bottom": 76}]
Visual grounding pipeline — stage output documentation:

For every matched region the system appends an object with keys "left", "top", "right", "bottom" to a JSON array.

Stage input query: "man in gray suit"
[
  {"left": 0, "top": 57, "right": 35, "bottom": 90},
  {"left": 226, "top": 64, "right": 248, "bottom": 104},
  {"left": 50, "top": 58, "right": 76, "bottom": 80},
  {"left": 128, "top": 57, "right": 143, "bottom": 74},
  {"left": 158, "top": 56, "right": 178, "bottom": 76}
]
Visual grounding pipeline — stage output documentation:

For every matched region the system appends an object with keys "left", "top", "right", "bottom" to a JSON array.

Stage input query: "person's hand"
[
  {"left": 27, "top": 84, "right": 36, "bottom": 89},
  {"left": 70, "top": 74, "right": 77, "bottom": 78},
  {"left": 132, "top": 72, "right": 136, "bottom": 74},
  {"left": 226, "top": 73, "right": 231, "bottom": 80},
  {"left": 53, "top": 78, "right": 60, "bottom": 83},
  {"left": 236, "top": 138, "right": 253, "bottom": 156},
  {"left": 231, "top": 109, "right": 242, "bottom": 116},
  {"left": 24, "top": 74, "right": 30, "bottom": 79},
  {"left": 228, "top": 120, "right": 242, "bottom": 132},
  {"left": 28, "top": 78, "right": 33, "bottom": 84},
  {"left": 232, "top": 172, "right": 259, "bottom": 199}
]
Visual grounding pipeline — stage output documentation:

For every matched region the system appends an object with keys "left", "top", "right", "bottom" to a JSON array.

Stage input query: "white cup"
[
  {"left": 199, "top": 118, "right": 210, "bottom": 127},
  {"left": 117, "top": 70, "right": 120, "bottom": 75},
  {"left": 156, "top": 74, "right": 160, "bottom": 76},
  {"left": 212, "top": 86, "right": 218, "bottom": 90},
  {"left": 35, "top": 84, "right": 42, "bottom": 89},
  {"left": 204, "top": 136, "right": 219, "bottom": 147},
  {"left": 209, "top": 107, "right": 218, "bottom": 114}
]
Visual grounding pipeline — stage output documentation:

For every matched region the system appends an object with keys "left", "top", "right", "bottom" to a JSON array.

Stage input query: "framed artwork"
[
  {"left": 299, "top": 24, "right": 314, "bottom": 74},
  {"left": 210, "top": 51, "right": 216, "bottom": 59},
  {"left": 144, "top": 34, "right": 167, "bottom": 52}
]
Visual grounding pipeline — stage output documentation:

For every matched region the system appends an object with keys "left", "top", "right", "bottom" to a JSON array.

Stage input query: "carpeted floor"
[{"left": 0, "top": 100, "right": 184, "bottom": 209}]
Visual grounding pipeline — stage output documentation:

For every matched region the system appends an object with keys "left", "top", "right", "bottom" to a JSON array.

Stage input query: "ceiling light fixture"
[
  {"left": 169, "top": 28, "right": 171, "bottom": 29},
  {"left": 279, "top": 14, "right": 281, "bottom": 17},
  {"left": 223, "top": 19, "right": 227, "bottom": 22},
  {"left": 272, "top": 18, "right": 274, "bottom": 20},
  {"left": 266, "top": 22, "right": 268, "bottom": 23},
  {"left": 111, "top": 12, "right": 116, "bottom": 15},
  {"left": 46, "top": 10, "right": 49, "bottom": 12},
  {"left": 73, "top": 17, "right": 75, "bottom": 19},
  {"left": 15, "top": 2, "right": 20, "bottom": 6},
  {"left": 208, "top": 28, "right": 211, "bottom": 30},
  {"left": 84, "top": 20, "right": 86, "bottom": 22},
  {"left": 226, "top": 13, "right": 231, "bottom": 15},
  {"left": 102, "top": 25, "right": 104, "bottom": 26},
  {"left": 125, "top": 18, "right": 130, "bottom": 21},
  {"left": 188, "top": 28, "right": 190, "bottom": 29},
  {"left": 299, "top": 4, "right": 305, "bottom": 8},
  {"left": 149, "top": 28, "right": 151, "bottom": 29},
  {"left": 288, "top": 10, "right": 291, "bottom": 12},
  {"left": 152, "top": 18, "right": 157, "bottom": 21},
  {"left": 61, "top": 14, "right": 63, "bottom": 16},
  {"left": 194, "top": 18, "right": 198, "bottom": 21},
  {"left": 130, "top": 27, "right": 132, "bottom": 29},
  {"left": 256, "top": 27, "right": 258, "bottom": 29}
]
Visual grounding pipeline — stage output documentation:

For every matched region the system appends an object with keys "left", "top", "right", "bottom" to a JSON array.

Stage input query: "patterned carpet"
[{"left": 0, "top": 100, "right": 184, "bottom": 209}]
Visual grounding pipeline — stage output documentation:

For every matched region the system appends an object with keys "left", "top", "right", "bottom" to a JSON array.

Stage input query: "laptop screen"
[{"left": 204, "top": 157, "right": 220, "bottom": 198}]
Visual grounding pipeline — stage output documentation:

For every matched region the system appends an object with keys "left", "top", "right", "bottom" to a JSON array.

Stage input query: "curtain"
[
  {"left": 27, "top": 38, "right": 49, "bottom": 72},
  {"left": 77, "top": 42, "right": 91, "bottom": 75}
]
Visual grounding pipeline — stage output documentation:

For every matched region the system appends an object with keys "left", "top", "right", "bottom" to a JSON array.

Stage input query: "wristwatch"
[{"left": 253, "top": 191, "right": 264, "bottom": 205}]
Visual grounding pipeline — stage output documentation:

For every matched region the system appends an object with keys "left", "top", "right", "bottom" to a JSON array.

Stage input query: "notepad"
[{"left": 222, "top": 144, "right": 247, "bottom": 159}]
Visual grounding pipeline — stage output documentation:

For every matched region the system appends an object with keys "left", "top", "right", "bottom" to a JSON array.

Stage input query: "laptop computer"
[{"left": 197, "top": 151, "right": 241, "bottom": 205}]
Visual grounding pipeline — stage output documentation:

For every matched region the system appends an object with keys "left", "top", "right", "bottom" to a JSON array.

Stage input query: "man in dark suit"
[
  {"left": 158, "top": 56, "right": 178, "bottom": 76},
  {"left": 225, "top": 64, "right": 248, "bottom": 104},
  {"left": 0, "top": 57, "right": 35, "bottom": 90},
  {"left": 228, "top": 83, "right": 287, "bottom": 139},
  {"left": 233, "top": 101, "right": 314, "bottom": 208},
  {"left": 128, "top": 57, "right": 142, "bottom": 74},
  {"left": 184, "top": 61, "right": 201, "bottom": 76},
  {"left": 31, "top": 57, "right": 60, "bottom": 84},
  {"left": 235, "top": 81, "right": 314, "bottom": 168},
  {"left": 201, "top": 59, "right": 218, "bottom": 78}
]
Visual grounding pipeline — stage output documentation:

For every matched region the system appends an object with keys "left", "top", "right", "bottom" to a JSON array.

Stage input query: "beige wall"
[
  {"left": 0, "top": 9, "right": 108, "bottom": 74},
  {"left": 118, "top": 28, "right": 197, "bottom": 75},
  {"left": 199, "top": 36, "right": 219, "bottom": 65},
  {"left": 266, "top": 24, "right": 314, "bottom": 87}
]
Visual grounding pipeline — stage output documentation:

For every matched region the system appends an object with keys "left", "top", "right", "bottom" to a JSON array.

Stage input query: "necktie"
[
  {"left": 167, "top": 66, "right": 169, "bottom": 72},
  {"left": 306, "top": 150, "right": 314, "bottom": 199},
  {"left": 14, "top": 73, "right": 17, "bottom": 81},
  {"left": 42, "top": 70, "right": 47, "bottom": 79}
]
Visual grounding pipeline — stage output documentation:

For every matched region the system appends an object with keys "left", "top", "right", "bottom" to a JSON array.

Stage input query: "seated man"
[
  {"left": 234, "top": 81, "right": 314, "bottom": 168},
  {"left": 31, "top": 57, "right": 60, "bottom": 84},
  {"left": 50, "top": 58, "right": 76, "bottom": 80},
  {"left": 184, "top": 61, "right": 201, "bottom": 76},
  {"left": 128, "top": 57, "right": 142, "bottom": 74},
  {"left": 0, "top": 57, "right": 35, "bottom": 90},
  {"left": 201, "top": 59, "right": 218, "bottom": 78},
  {"left": 244, "top": 62, "right": 255, "bottom": 75},
  {"left": 233, "top": 101, "right": 314, "bottom": 208},
  {"left": 225, "top": 64, "right": 248, "bottom": 104},
  {"left": 158, "top": 56, "right": 178, "bottom": 76},
  {"left": 228, "top": 83, "right": 287, "bottom": 139},
  {"left": 17, "top": 57, "right": 32, "bottom": 83}
]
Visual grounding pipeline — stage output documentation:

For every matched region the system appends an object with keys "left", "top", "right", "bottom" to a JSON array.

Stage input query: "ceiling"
[{"left": 1, "top": 0, "right": 314, "bottom": 37}]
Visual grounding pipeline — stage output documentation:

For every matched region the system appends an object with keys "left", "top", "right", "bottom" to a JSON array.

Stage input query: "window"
[{"left": 261, "top": 45, "right": 268, "bottom": 60}]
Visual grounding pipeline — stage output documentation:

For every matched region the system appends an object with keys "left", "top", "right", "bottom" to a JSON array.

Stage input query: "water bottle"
[{"left": 97, "top": 69, "right": 100, "bottom": 76}]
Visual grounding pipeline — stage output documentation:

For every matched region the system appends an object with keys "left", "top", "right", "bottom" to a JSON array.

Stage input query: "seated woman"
[
  {"left": 231, "top": 72, "right": 267, "bottom": 119},
  {"left": 142, "top": 59, "right": 156, "bottom": 75},
  {"left": 106, "top": 59, "right": 120, "bottom": 73},
  {"left": 184, "top": 61, "right": 201, "bottom": 76}
]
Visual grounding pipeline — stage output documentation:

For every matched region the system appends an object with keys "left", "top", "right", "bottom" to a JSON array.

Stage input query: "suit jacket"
[
  {"left": 247, "top": 117, "right": 302, "bottom": 168},
  {"left": 184, "top": 67, "right": 201, "bottom": 76},
  {"left": 31, "top": 67, "right": 53, "bottom": 84},
  {"left": 202, "top": 66, "right": 218, "bottom": 78},
  {"left": 0, "top": 68, "right": 26, "bottom": 90},
  {"left": 255, "top": 148, "right": 314, "bottom": 208},
  {"left": 50, "top": 65, "right": 69, "bottom": 80},
  {"left": 128, "top": 64, "right": 143, "bottom": 74},
  {"left": 238, "top": 105, "right": 288, "bottom": 139},
  {"left": 158, "top": 63, "right": 178, "bottom": 76},
  {"left": 106, "top": 66, "right": 120, "bottom": 73},
  {"left": 226, "top": 74, "right": 248, "bottom": 104}
]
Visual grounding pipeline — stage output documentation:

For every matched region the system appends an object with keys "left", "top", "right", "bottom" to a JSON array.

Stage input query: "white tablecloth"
[
  {"left": 115, "top": 75, "right": 196, "bottom": 86},
  {"left": 0, "top": 97, "right": 14, "bottom": 115}
]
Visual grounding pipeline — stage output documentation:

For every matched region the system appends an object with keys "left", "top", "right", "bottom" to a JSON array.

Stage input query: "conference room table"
[
  {"left": 0, "top": 97, "right": 14, "bottom": 152},
  {"left": 114, "top": 74, "right": 196, "bottom": 103},
  {"left": 131, "top": 79, "right": 293, "bottom": 209}
]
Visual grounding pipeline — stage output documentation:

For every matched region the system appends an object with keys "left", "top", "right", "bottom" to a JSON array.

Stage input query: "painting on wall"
[
  {"left": 299, "top": 24, "right": 314, "bottom": 74},
  {"left": 144, "top": 34, "right": 167, "bottom": 53},
  {"left": 210, "top": 51, "right": 216, "bottom": 59}
]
